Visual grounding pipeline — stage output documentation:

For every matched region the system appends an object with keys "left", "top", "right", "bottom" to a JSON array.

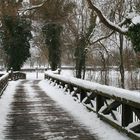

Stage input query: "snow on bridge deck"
[{"left": 0, "top": 72, "right": 131, "bottom": 140}]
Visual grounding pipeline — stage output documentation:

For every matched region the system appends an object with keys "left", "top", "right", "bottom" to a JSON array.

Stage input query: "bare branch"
[
  {"left": 21, "top": 0, "right": 48, "bottom": 15},
  {"left": 85, "top": 0, "right": 128, "bottom": 34},
  {"left": 90, "top": 31, "right": 115, "bottom": 45}
]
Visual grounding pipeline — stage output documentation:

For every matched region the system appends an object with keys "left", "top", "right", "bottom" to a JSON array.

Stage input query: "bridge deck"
[{"left": 3, "top": 80, "right": 97, "bottom": 140}]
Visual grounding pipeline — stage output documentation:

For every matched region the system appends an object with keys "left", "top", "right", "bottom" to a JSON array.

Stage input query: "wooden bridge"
[
  {"left": 0, "top": 71, "right": 140, "bottom": 140},
  {"left": 0, "top": 72, "right": 97, "bottom": 140}
]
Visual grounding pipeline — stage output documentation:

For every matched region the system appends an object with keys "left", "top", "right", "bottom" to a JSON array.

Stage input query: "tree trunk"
[{"left": 119, "top": 33, "right": 125, "bottom": 88}]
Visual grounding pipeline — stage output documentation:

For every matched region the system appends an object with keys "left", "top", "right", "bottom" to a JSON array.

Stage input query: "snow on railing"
[
  {"left": 45, "top": 72, "right": 140, "bottom": 105},
  {"left": 0, "top": 71, "right": 26, "bottom": 96},
  {"left": 45, "top": 72, "right": 140, "bottom": 140},
  {"left": 0, "top": 73, "right": 9, "bottom": 80},
  {"left": 0, "top": 73, "right": 9, "bottom": 96}
]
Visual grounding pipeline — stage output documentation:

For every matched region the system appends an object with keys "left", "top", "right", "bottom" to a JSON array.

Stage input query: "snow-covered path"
[
  {"left": 0, "top": 80, "right": 97, "bottom": 140},
  {"left": 0, "top": 73, "right": 131, "bottom": 140}
]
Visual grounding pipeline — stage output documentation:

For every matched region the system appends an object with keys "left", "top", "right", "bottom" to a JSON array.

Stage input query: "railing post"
[
  {"left": 80, "top": 88, "right": 87, "bottom": 102},
  {"left": 58, "top": 68, "right": 61, "bottom": 74},
  {"left": 96, "top": 95, "right": 104, "bottom": 113},
  {"left": 68, "top": 84, "right": 74, "bottom": 93},
  {"left": 10, "top": 68, "right": 13, "bottom": 80},
  {"left": 122, "top": 104, "right": 133, "bottom": 127},
  {"left": 36, "top": 67, "right": 38, "bottom": 79}
]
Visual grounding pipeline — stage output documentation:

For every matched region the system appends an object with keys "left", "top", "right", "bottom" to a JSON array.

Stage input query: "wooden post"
[
  {"left": 36, "top": 67, "right": 38, "bottom": 79},
  {"left": 96, "top": 95, "right": 104, "bottom": 113},
  {"left": 58, "top": 69, "right": 61, "bottom": 74},
  {"left": 80, "top": 88, "right": 87, "bottom": 102},
  {"left": 122, "top": 104, "right": 133, "bottom": 127},
  {"left": 10, "top": 68, "right": 13, "bottom": 80},
  {"left": 68, "top": 84, "right": 74, "bottom": 93}
]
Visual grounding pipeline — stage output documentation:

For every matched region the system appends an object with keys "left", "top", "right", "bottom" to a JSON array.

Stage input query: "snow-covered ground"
[{"left": 0, "top": 72, "right": 137, "bottom": 140}]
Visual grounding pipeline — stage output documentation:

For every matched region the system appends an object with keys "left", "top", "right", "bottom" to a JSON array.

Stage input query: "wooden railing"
[
  {"left": 9, "top": 71, "right": 26, "bottom": 80},
  {"left": 45, "top": 72, "right": 140, "bottom": 140},
  {"left": 0, "top": 73, "right": 9, "bottom": 96},
  {"left": 0, "top": 71, "right": 26, "bottom": 96}
]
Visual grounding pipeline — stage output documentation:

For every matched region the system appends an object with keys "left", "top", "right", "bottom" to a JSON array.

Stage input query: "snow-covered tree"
[{"left": 86, "top": 0, "right": 140, "bottom": 54}]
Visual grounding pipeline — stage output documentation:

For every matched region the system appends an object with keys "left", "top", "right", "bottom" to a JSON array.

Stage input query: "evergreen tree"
[
  {"left": 128, "top": 24, "right": 140, "bottom": 53},
  {"left": 32, "top": 0, "right": 75, "bottom": 71},
  {"left": 0, "top": 16, "right": 32, "bottom": 71},
  {"left": 42, "top": 23, "right": 62, "bottom": 70},
  {"left": 128, "top": 24, "right": 140, "bottom": 66},
  {"left": 0, "top": 0, "right": 32, "bottom": 71}
]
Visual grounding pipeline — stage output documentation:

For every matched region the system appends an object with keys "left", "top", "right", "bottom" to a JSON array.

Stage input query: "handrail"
[
  {"left": 0, "top": 73, "right": 9, "bottom": 96},
  {"left": 9, "top": 71, "right": 26, "bottom": 80},
  {"left": 45, "top": 72, "right": 140, "bottom": 140},
  {"left": 0, "top": 71, "right": 26, "bottom": 96},
  {"left": 0, "top": 71, "right": 26, "bottom": 81}
]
